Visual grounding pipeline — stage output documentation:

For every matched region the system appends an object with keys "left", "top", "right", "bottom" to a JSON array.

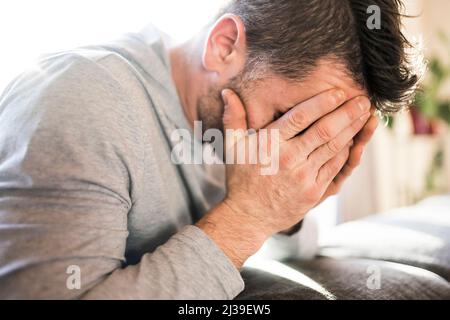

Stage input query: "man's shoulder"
[
  {"left": 2, "top": 46, "right": 142, "bottom": 122},
  {"left": 0, "top": 47, "right": 148, "bottom": 159},
  {"left": 37, "top": 48, "right": 130, "bottom": 95}
]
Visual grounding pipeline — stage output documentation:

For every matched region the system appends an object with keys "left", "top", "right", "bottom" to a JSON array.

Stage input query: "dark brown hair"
[{"left": 221, "top": 0, "right": 424, "bottom": 114}]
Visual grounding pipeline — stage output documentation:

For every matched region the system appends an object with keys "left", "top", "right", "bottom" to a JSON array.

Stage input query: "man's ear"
[{"left": 202, "top": 14, "right": 247, "bottom": 78}]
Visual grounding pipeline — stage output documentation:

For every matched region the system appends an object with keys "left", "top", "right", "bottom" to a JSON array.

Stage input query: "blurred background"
[
  {"left": 339, "top": 0, "right": 450, "bottom": 220},
  {"left": 0, "top": 0, "right": 449, "bottom": 240}
]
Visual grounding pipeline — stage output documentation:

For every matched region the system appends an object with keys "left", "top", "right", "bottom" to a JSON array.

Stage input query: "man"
[{"left": 0, "top": 0, "right": 421, "bottom": 299}]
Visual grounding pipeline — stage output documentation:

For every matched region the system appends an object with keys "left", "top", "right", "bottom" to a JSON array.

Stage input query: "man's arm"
[{"left": 0, "top": 55, "right": 243, "bottom": 299}]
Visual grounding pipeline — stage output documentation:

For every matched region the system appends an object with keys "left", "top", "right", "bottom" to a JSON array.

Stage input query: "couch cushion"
[
  {"left": 237, "top": 257, "right": 450, "bottom": 300},
  {"left": 320, "top": 195, "right": 450, "bottom": 281}
]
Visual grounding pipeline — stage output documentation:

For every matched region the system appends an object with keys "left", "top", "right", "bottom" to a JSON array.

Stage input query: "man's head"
[{"left": 189, "top": 0, "right": 423, "bottom": 132}]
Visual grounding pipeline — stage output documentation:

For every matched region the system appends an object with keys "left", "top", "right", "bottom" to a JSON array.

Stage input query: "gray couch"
[{"left": 237, "top": 196, "right": 450, "bottom": 300}]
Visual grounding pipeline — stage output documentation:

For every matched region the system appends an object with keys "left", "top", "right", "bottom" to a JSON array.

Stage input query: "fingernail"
[{"left": 358, "top": 97, "right": 371, "bottom": 112}]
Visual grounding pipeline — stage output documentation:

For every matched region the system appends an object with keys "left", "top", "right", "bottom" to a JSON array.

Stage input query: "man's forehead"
[
  {"left": 263, "top": 59, "right": 367, "bottom": 112},
  {"left": 306, "top": 60, "right": 367, "bottom": 99}
]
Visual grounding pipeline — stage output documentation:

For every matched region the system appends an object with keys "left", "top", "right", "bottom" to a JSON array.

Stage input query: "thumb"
[{"left": 222, "top": 89, "right": 248, "bottom": 131}]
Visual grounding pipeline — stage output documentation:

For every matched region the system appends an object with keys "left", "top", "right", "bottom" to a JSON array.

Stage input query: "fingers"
[
  {"left": 343, "top": 115, "right": 378, "bottom": 171},
  {"left": 316, "top": 145, "right": 350, "bottom": 186},
  {"left": 267, "top": 89, "right": 347, "bottom": 141},
  {"left": 222, "top": 89, "right": 248, "bottom": 131},
  {"left": 222, "top": 89, "right": 249, "bottom": 154},
  {"left": 354, "top": 114, "right": 379, "bottom": 147},
  {"left": 325, "top": 114, "right": 379, "bottom": 193},
  {"left": 296, "top": 96, "right": 371, "bottom": 156},
  {"left": 308, "top": 112, "right": 370, "bottom": 168},
  {"left": 323, "top": 145, "right": 362, "bottom": 198}
]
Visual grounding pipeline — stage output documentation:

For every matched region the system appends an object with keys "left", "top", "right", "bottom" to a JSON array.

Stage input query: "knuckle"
[
  {"left": 287, "top": 110, "right": 308, "bottom": 131},
  {"left": 327, "top": 139, "right": 342, "bottom": 154},
  {"left": 328, "top": 93, "right": 339, "bottom": 106},
  {"left": 325, "top": 90, "right": 342, "bottom": 107},
  {"left": 316, "top": 124, "right": 332, "bottom": 142}
]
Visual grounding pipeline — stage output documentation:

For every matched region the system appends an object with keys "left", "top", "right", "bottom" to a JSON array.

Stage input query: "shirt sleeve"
[{"left": 0, "top": 53, "right": 244, "bottom": 299}]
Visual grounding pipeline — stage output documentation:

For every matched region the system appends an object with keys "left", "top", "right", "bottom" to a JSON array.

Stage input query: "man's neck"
[{"left": 169, "top": 41, "right": 200, "bottom": 130}]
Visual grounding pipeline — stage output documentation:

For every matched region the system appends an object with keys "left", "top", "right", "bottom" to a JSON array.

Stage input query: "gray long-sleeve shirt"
[{"left": 0, "top": 25, "right": 244, "bottom": 299}]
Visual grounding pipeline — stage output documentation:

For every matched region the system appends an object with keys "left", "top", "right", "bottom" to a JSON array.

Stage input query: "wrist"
[{"left": 196, "top": 201, "right": 269, "bottom": 269}]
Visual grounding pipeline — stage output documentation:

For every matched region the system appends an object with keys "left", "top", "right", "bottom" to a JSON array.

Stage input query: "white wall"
[{"left": 0, "top": 0, "right": 227, "bottom": 91}]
